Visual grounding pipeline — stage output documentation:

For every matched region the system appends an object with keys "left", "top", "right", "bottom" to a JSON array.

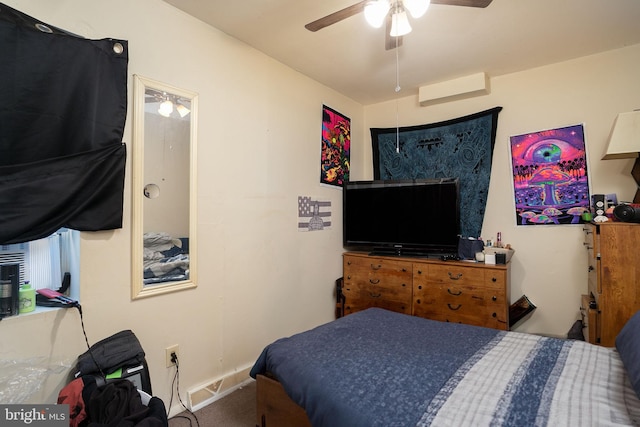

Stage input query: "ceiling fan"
[{"left": 305, "top": 0, "right": 493, "bottom": 50}]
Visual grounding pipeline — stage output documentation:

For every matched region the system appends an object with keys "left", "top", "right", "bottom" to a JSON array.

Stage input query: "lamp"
[
  {"left": 602, "top": 110, "right": 640, "bottom": 203},
  {"left": 364, "top": 0, "right": 430, "bottom": 36},
  {"left": 158, "top": 99, "right": 173, "bottom": 117}
]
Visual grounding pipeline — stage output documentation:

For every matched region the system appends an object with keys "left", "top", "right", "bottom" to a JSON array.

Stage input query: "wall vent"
[{"left": 184, "top": 366, "right": 252, "bottom": 413}]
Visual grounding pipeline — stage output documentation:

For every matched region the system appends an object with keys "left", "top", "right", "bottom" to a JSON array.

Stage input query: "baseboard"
[{"left": 178, "top": 365, "right": 254, "bottom": 413}]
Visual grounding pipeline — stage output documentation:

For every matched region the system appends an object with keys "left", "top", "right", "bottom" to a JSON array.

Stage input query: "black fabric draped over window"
[{"left": 0, "top": 3, "right": 128, "bottom": 244}]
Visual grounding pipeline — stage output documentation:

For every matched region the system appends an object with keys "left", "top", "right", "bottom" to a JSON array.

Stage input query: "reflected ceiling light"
[
  {"left": 176, "top": 103, "right": 191, "bottom": 118},
  {"left": 158, "top": 99, "right": 173, "bottom": 117},
  {"left": 365, "top": 0, "right": 430, "bottom": 36}
]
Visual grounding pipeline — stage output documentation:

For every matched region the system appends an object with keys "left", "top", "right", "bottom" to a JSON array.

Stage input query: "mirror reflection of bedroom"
[{"left": 132, "top": 75, "right": 198, "bottom": 299}]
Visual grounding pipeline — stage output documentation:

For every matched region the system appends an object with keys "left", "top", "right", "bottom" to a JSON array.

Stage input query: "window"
[{"left": 0, "top": 229, "right": 80, "bottom": 307}]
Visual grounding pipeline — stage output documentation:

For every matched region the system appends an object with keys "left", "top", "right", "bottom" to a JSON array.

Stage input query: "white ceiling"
[{"left": 162, "top": 0, "right": 640, "bottom": 105}]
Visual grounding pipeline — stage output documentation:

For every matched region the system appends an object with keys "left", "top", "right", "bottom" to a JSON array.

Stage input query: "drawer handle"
[
  {"left": 448, "top": 272, "right": 463, "bottom": 280},
  {"left": 447, "top": 288, "right": 462, "bottom": 296},
  {"left": 369, "top": 279, "right": 380, "bottom": 284},
  {"left": 491, "top": 277, "right": 497, "bottom": 282},
  {"left": 492, "top": 296, "right": 497, "bottom": 301},
  {"left": 447, "top": 304, "right": 462, "bottom": 311},
  {"left": 371, "top": 264, "right": 382, "bottom": 270},
  {"left": 369, "top": 292, "right": 382, "bottom": 298},
  {"left": 417, "top": 270, "right": 422, "bottom": 275},
  {"left": 588, "top": 266, "right": 594, "bottom": 272}
]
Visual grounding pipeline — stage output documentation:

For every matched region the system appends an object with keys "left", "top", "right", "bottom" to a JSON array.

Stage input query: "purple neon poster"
[{"left": 510, "top": 124, "right": 591, "bottom": 225}]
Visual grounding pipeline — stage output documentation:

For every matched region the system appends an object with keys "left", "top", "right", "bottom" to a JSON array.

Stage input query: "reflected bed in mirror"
[{"left": 132, "top": 75, "right": 198, "bottom": 299}]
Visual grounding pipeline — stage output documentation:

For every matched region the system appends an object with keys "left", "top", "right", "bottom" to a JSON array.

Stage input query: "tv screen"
[{"left": 343, "top": 178, "right": 460, "bottom": 256}]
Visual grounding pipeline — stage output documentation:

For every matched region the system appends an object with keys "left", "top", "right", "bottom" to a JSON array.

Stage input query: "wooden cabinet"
[
  {"left": 583, "top": 222, "right": 640, "bottom": 347},
  {"left": 343, "top": 252, "right": 510, "bottom": 330}
]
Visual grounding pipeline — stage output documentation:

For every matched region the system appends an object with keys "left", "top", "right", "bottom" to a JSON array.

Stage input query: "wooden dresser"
[
  {"left": 342, "top": 252, "right": 510, "bottom": 330},
  {"left": 582, "top": 222, "right": 640, "bottom": 346}
]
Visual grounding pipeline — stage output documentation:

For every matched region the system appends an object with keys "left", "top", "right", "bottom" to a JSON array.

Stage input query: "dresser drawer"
[
  {"left": 413, "top": 281, "right": 508, "bottom": 329},
  {"left": 583, "top": 224, "right": 601, "bottom": 296},
  {"left": 343, "top": 255, "right": 412, "bottom": 315},
  {"left": 415, "top": 264, "right": 505, "bottom": 288},
  {"left": 344, "top": 256, "right": 412, "bottom": 285}
]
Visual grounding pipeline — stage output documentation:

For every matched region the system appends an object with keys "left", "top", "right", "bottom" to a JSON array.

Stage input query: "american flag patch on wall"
[{"left": 298, "top": 196, "right": 332, "bottom": 231}]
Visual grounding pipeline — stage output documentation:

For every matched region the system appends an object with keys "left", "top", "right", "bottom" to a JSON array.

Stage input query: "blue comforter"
[{"left": 250, "top": 308, "right": 640, "bottom": 427}]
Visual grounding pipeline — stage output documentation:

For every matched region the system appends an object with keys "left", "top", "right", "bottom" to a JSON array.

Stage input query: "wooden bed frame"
[{"left": 255, "top": 374, "right": 312, "bottom": 427}]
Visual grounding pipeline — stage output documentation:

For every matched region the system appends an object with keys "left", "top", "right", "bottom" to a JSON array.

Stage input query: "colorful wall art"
[
  {"left": 510, "top": 124, "right": 591, "bottom": 226},
  {"left": 320, "top": 105, "right": 350, "bottom": 187},
  {"left": 298, "top": 196, "right": 332, "bottom": 232}
]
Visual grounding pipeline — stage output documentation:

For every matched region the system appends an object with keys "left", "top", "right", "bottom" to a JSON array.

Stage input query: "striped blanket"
[{"left": 250, "top": 308, "right": 640, "bottom": 427}]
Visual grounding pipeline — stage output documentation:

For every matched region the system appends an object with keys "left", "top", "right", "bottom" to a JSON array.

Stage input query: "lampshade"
[
  {"left": 364, "top": 0, "right": 391, "bottom": 28},
  {"left": 158, "top": 99, "right": 173, "bottom": 117},
  {"left": 602, "top": 111, "right": 640, "bottom": 160},
  {"left": 403, "top": 0, "right": 430, "bottom": 18},
  {"left": 390, "top": 10, "right": 412, "bottom": 37},
  {"left": 176, "top": 103, "right": 191, "bottom": 118}
]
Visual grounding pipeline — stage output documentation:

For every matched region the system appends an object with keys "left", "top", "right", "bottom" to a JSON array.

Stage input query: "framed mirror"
[{"left": 131, "top": 75, "right": 198, "bottom": 299}]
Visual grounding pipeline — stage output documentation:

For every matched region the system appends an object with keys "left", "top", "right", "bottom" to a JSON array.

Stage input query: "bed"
[
  {"left": 143, "top": 232, "right": 189, "bottom": 285},
  {"left": 250, "top": 307, "right": 640, "bottom": 427}
]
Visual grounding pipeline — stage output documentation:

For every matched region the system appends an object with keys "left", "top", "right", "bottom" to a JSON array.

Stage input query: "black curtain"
[{"left": 0, "top": 3, "right": 128, "bottom": 244}]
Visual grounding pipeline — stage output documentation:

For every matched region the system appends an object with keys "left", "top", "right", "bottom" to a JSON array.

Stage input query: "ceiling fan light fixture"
[
  {"left": 364, "top": 0, "right": 391, "bottom": 28},
  {"left": 176, "top": 103, "right": 191, "bottom": 118},
  {"left": 158, "top": 99, "right": 174, "bottom": 117},
  {"left": 390, "top": 10, "right": 412, "bottom": 37},
  {"left": 403, "top": 0, "right": 431, "bottom": 19}
]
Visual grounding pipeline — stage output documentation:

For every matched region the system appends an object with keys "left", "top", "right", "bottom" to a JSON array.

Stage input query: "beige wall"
[
  {"left": 2, "top": 0, "right": 639, "bottom": 413},
  {"left": 0, "top": 0, "right": 361, "bottom": 410},
  {"left": 362, "top": 43, "right": 640, "bottom": 336}
]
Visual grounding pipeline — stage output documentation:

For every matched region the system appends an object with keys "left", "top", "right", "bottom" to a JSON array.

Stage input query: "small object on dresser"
[
  {"left": 484, "top": 247, "right": 515, "bottom": 263},
  {"left": 457, "top": 237, "right": 484, "bottom": 260}
]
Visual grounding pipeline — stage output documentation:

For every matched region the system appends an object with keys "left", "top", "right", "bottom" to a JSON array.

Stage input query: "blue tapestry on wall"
[{"left": 371, "top": 107, "right": 502, "bottom": 238}]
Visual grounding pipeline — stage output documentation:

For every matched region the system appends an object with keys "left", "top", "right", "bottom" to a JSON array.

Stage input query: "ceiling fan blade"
[
  {"left": 431, "top": 0, "right": 493, "bottom": 7},
  {"left": 385, "top": 14, "right": 403, "bottom": 50},
  {"left": 305, "top": 1, "right": 367, "bottom": 32}
]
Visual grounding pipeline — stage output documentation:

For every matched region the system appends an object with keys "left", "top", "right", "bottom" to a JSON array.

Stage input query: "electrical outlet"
[{"left": 166, "top": 345, "right": 179, "bottom": 368}]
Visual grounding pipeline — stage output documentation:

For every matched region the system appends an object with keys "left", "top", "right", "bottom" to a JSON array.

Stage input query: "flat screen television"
[{"left": 343, "top": 178, "right": 460, "bottom": 256}]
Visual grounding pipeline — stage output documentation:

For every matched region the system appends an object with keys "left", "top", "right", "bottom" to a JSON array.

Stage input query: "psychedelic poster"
[
  {"left": 320, "top": 105, "right": 350, "bottom": 187},
  {"left": 510, "top": 124, "right": 591, "bottom": 225}
]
